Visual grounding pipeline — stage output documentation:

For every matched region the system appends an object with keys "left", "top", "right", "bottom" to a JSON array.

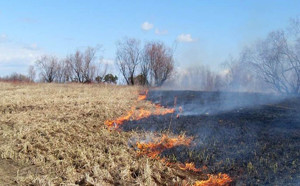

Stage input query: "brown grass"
[{"left": 0, "top": 82, "right": 201, "bottom": 185}]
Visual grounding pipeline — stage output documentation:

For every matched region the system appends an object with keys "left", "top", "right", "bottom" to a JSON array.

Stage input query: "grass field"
[{"left": 0, "top": 82, "right": 208, "bottom": 185}]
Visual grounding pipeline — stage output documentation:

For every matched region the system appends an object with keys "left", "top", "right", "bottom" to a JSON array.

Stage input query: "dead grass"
[{"left": 0, "top": 82, "right": 199, "bottom": 185}]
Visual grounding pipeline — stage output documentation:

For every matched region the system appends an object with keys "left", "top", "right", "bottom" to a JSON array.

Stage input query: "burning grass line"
[
  {"left": 104, "top": 91, "right": 175, "bottom": 129},
  {"left": 136, "top": 134, "right": 193, "bottom": 159},
  {"left": 193, "top": 173, "right": 232, "bottom": 186},
  {"left": 178, "top": 162, "right": 207, "bottom": 172},
  {"left": 104, "top": 89, "right": 233, "bottom": 185}
]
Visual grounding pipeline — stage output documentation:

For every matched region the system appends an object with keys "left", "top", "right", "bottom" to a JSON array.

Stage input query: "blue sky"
[{"left": 0, "top": 0, "right": 299, "bottom": 76}]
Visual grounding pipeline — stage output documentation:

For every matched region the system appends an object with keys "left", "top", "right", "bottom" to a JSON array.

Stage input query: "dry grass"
[{"left": 0, "top": 82, "right": 200, "bottom": 185}]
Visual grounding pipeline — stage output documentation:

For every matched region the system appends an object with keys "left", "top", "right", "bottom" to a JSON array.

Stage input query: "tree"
[
  {"left": 82, "top": 47, "right": 97, "bottom": 82},
  {"left": 143, "top": 41, "right": 174, "bottom": 86},
  {"left": 116, "top": 38, "right": 141, "bottom": 85},
  {"left": 133, "top": 74, "right": 147, "bottom": 85},
  {"left": 66, "top": 47, "right": 99, "bottom": 83},
  {"left": 35, "top": 55, "right": 58, "bottom": 82},
  {"left": 104, "top": 74, "right": 118, "bottom": 84},
  {"left": 223, "top": 55, "right": 257, "bottom": 91},
  {"left": 243, "top": 28, "right": 300, "bottom": 95},
  {"left": 27, "top": 65, "right": 36, "bottom": 82},
  {"left": 95, "top": 76, "right": 103, "bottom": 83}
]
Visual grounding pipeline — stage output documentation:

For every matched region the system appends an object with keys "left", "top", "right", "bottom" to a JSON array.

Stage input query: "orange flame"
[
  {"left": 104, "top": 90, "right": 174, "bottom": 128},
  {"left": 178, "top": 162, "right": 207, "bottom": 172},
  {"left": 105, "top": 90, "right": 233, "bottom": 185},
  {"left": 104, "top": 105, "right": 174, "bottom": 128},
  {"left": 136, "top": 134, "right": 192, "bottom": 159},
  {"left": 194, "top": 173, "right": 232, "bottom": 186},
  {"left": 138, "top": 90, "right": 148, "bottom": 101},
  {"left": 104, "top": 107, "right": 135, "bottom": 128}
]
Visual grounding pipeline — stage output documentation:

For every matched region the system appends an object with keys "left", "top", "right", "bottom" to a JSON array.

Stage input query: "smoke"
[
  {"left": 121, "top": 90, "right": 299, "bottom": 185},
  {"left": 146, "top": 90, "right": 284, "bottom": 116}
]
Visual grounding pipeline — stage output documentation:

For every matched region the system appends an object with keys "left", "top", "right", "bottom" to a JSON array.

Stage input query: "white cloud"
[
  {"left": 23, "top": 43, "right": 39, "bottom": 51},
  {"left": 177, "top": 34, "right": 195, "bottom": 42},
  {"left": 0, "top": 34, "right": 7, "bottom": 39},
  {"left": 0, "top": 34, "right": 8, "bottom": 42},
  {"left": 141, "top": 21, "right": 154, "bottom": 31},
  {"left": 155, "top": 29, "right": 168, "bottom": 35},
  {"left": 101, "top": 59, "right": 114, "bottom": 65},
  {"left": 0, "top": 42, "right": 44, "bottom": 75}
]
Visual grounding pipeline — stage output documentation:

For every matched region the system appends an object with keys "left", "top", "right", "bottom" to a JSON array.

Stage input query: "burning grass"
[
  {"left": 0, "top": 83, "right": 216, "bottom": 185},
  {"left": 122, "top": 90, "right": 300, "bottom": 185},
  {"left": 136, "top": 134, "right": 193, "bottom": 159}
]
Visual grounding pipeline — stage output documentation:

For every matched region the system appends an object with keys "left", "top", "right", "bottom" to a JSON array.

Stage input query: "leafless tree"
[
  {"left": 82, "top": 47, "right": 97, "bottom": 82},
  {"left": 67, "top": 50, "right": 84, "bottom": 82},
  {"left": 242, "top": 28, "right": 300, "bottom": 94},
  {"left": 27, "top": 65, "right": 36, "bottom": 82},
  {"left": 35, "top": 55, "right": 58, "bottom": 83},
  {"left": 95, "top": 59, "right": 109, "bottom": 83},
  {"left": 55, "top": 59, "right": 70, "bottom": 83},
  {"left": 116, "top": 38, "right": 141, "bottom": 85},
  {"left": 223, "top": 55, "right": 258, "bottom": 91},
  {"left": 143, "top": 41, "right": 174, "bottom": 86},
  {"left": 140, "top": 42, "right": 153, "bottom": 85},
  {"left": 66, "top": 47, "right": 99, "bottom": 83}
]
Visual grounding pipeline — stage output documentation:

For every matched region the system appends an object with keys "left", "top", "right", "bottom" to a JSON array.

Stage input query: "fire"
[
  {"left": 104, "top": 90, "right": 174, "bottom": 128},
  {"left": 154, "top": 104, "right": 175, "bottom": 115},
  {"left": 178, "top": 162, "right": 207, "bottom": 172},
  {"left": 194, "top": 173, "right": 232, "bottom": 186},
  {"left": 104, "top": 107, "right": 135, "bottom": 128},
  {"left": 104, "top": 90, "right": 233, "bottom": 185},
  {"left": 104, "top": 105, "right": 174, "bottom": 128},
  {"left": 136, "top": 134, "right": 192, "bottom": 159},
  {"left": 138, "top": 90, "right": 148, "bottom": 100}
]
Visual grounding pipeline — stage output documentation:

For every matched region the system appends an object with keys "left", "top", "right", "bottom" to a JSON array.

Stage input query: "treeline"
[
  {"left": 23, "top": 38, "right": 175, "bottom": 86},
  {"left": 32, "top": 46, "right": 117, "bottom": 84},
  {"left": 0, "top": 72, "right": 31, "bottom": 83},
  {"left": 1, "top": 17, "right": 299, "bottom": 95}
]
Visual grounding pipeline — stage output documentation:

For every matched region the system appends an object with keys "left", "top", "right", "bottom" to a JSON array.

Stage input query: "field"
[
  {"left": 1, "top": 83, "right": 299, "bottom": 185},
  {"left": 122, "top": 90, "right": 300, "bottom": 185},
  {"left": 0, "top": 83, "right": 210, "bottom": 185}
]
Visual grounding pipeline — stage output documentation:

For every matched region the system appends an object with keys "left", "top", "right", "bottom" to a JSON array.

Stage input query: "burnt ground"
[{"left": 122, "top": 90, "right": 300, "bottom": 185}]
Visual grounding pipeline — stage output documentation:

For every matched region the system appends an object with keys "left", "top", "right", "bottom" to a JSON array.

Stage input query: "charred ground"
[{"left": 122, "top": 90, "right": 300, "bottom": 185}]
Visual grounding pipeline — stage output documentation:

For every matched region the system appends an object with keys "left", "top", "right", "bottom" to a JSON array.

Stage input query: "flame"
[
  {"left": 138, "top": 90, "right": 148, "bottom": 100},
  {"left": 104, "top": 107, "right": 135, "bottom": 128},
  {"left": 104, "top": 105, "right": 174, "bottom": 128},
  {"left": 104, "top": 90, "right": 174, "bottom": 128},
  {"left": 136, "top": 134, "right": 192, "bottom": 159},
  {"left": 194, "top": 173, "right": 232, "bottom": 186},
  {"left": 178, "top": 162, "right": 207, "bottom": 172},
  {"left": 104, "top": 90, "right": 233, "bottom": 185}
]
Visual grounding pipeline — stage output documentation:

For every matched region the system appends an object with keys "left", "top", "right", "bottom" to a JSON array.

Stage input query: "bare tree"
[
  {"left": 82, "top": 47, "right": 97, "bottom": 82},
  {"left": 35, "top": 55, "right": 58, "bottom": 83},
  {"left": 95, "top": 59, "right": 109, "bottom": 83},
  {"left": 66, "top": 46, "right": 99, "bottom": 83},
  {"left": 116, "top": 38, "right": 141, "bottom": 85},
  {"left": 55, "top": 59, "right": 70, "bottom": 83},
  {"left": 67, "top": 50, "right": 84, "bottom": 82},
  {"left": 140, "top": 42, "right": 153, "bottom": 85},
  {"left": 143, "top": 41, "right": 174, "bottom": 86},
  {"left": 243, "top": 28, "right": 300, "bottom": 95},
  {"left": 27, "top": 65, "right": 36, "bottom": 82},
  {"left": 223, "top": 55, "right": 258, "bottom": 91}
]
